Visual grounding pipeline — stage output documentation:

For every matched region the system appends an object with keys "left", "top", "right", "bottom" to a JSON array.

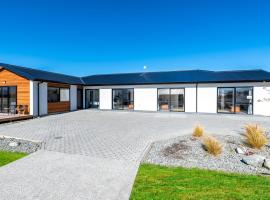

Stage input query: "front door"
[
  {"left": 77, "top": 89, "right": 83, "bottom": 109},
  {"left": 85, "top": 89, "right": 99, "bottom": 109}
]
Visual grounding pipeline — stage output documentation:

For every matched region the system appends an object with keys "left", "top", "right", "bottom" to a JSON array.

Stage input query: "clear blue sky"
[{"left": 1, "top": 0, "right": 270, "bottom": 76}]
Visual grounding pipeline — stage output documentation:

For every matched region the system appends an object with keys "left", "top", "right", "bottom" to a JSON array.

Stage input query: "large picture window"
[
  {"left": 217, "top": 87, "right": 253, "bottom": 114},
  {"left": 158, "top": 88, "right": 185, "bottom": 112},
  {"left": 48, "top": 87, "right": 70, "bottom": 103},
  {"left": 112, "top": 89, "right": 134, "bottom": 110}
]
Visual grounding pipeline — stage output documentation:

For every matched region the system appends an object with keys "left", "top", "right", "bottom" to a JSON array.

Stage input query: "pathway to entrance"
[{"left": 0, "top": 110, "right": 269, "bottom": 200}]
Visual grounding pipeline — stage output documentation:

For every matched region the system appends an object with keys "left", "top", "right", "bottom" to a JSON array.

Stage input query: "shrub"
[
  {"left": 245, "top": 124, "right": 268, "bottom": 149},
  {"left": 192, "top": 125, "right": 204, "bottom": 137},
  {"left": 203, "top": 136, "right": 222, "bottom": 156}
]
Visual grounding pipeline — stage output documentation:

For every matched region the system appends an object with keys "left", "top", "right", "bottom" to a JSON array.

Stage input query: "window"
[
  {"left": 158, "top": 88, "right": 185, "bottom": 112},
  {"left": 48, "top": 87, "right": 70, "bottom": 103},
  {"left": 60, "top": 88, "right": 70, "bottom": 101},
  {"left": 217, "top": 87, "right": 253, "bottom": 114},
  {"left": 112, "top": 89, "right": 134, "bottom": 110}
]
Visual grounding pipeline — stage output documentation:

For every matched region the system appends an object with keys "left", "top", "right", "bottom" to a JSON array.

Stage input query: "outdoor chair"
[
  {"left": 17, "top": 105, "right": 28, "bottom": 115},
  {"left": 9, "top": 102, "right": 17, "bottom": 115}
]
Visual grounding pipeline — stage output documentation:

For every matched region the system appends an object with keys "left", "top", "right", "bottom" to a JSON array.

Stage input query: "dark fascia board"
[
  {"left": 83, "top": 79, "right": 270, "bottom": 86},
  {"left": 33, "top": 79, "right": 85, "bottom": 85}
]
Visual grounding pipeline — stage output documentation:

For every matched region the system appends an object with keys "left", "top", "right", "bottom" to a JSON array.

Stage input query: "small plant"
[
  {"left": 245, "top": 124, "right": 268, "bottom": 149},
  {"left": 192, "top": 125, "right": 204, "bottom": 137},
  {"left": 203, "top": 136, "right": 222, "bottom": 156}
]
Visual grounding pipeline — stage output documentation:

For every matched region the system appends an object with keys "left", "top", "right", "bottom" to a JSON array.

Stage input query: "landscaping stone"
[
  {"left": 0, "top": 137, "right": 41, "bottom": 153},
  {"left": 8, "top": 141, "right": 19, "bottom": 147},
  {"left": 242, "top": 155, "right": 266, "bottom": 167},
  {"left": 263, "top": 159, "right": 270, "bottom": 170},
  {"left": 235, "top": 147, "right": 245, "bottom": 154},
  {"left": 144, "top": 135, "right": 270, "bottom": 175}
]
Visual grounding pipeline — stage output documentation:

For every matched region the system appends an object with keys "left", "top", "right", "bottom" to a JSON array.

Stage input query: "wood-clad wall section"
[
  {"left": 48, "top": 82, "right": 70, "bottom": 114},
  {"left": 0, "top": 68, "right": 30, "bottom": 114}
]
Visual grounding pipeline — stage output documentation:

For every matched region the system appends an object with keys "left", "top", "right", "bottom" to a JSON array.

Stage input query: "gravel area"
[
  {"left": 143, "top": 134, "right": 270, "bottom": 175},
  {"left": 0, "top": 136, "right": 41, "bottom": 153}
]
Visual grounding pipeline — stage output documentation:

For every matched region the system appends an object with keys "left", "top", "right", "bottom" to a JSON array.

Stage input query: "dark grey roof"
[
  {"left": 0, "top": 63, "right": 84, "bottom": 85},
  {"left": 82, "top": 69, "right": 270, "bottom": 86},
  {"left": 1, "top": 63, "right": 270, "bottom": 85}
]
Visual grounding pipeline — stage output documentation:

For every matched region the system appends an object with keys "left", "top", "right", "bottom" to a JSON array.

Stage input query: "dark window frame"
[
  {"left": 112, "top": 88, "right": 134, "bottom": 110},
  {"left": 48, "top": 87, "right": 70, "bottom": 103},
  {"left": 217, "top": 86, "right": 253, "bottom": 115},
  {"left": 157, "top": 88, "right": 185, "bottom": 112}
]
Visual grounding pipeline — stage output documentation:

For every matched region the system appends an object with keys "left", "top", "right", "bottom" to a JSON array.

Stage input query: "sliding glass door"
[
  {"left": 0, "top": 86, "right": 17, "bottom": 113},
  {"left": 112, "top": 89, "right": 134, "bottom": 110},
  {"left": 85, "top": 89, "right": 99, "bottom": 109},
  {"left": 235, "top": 87, "right": 253, "bottom": 114},
  {"left": 158, "top": 88, "right": 185, "bottom": 112},
  {"left": 217, "top": 88, "right": 235, "bottom": 113},
  {"left": 218, "top": 87, "right": 253, "bottom": 114}
]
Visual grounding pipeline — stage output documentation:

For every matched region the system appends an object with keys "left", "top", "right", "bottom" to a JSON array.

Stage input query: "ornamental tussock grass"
[
  {"left": 203, "top": 136, "right": 223, "bottom": 156},
  {"left": 192, "top": 125, "right": 204, "bottom": 137},
  {"left": 245, "top": 124, "right": 268, "bottom": 149}
]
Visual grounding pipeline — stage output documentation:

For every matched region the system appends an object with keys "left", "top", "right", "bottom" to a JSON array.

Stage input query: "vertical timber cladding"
[
  {"left": 0, "top": 68, "right": 30, "bottom": 114},
  {"left": 47, "top": 82, "right": 71, "bottom": 113}
]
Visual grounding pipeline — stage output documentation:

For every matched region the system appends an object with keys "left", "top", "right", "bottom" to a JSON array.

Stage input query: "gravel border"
[
  {"left": 143, "top": 134, "right": 270, "bottom": 175},
  {"left": 0, "top": 135, "right": 42, "bottom": 154}
]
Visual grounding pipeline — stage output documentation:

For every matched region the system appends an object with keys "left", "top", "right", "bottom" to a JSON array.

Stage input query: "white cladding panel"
[
  {"left": 30, "top": 81, "right": 38, "bottom": 116},
  {"left": 254, "top": 86, "right": 270, "bottom": 116},
  {"left": 99, "top": 89, "right": 112, "bottom": 109},
  {"left": 197, "top": 87, "right": 217, "bottom": 113},
  {"left": 134, "top": 88, "right": 157, "bottom": 111},
  {"left": 70, "top": 85, "right": 77, "bottom": 111},
  {"left": 185, "top": 87, "right": 197, "bottom": 112},
  {"left": 39, "top": 82, "right": 48, "bottom": 115}
]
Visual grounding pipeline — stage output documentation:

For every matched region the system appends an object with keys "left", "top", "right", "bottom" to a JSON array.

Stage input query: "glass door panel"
[
  {"left": 235, "top": 87, "right": 253, "bottom": 114},
  {"left": 218, "top": 88, "right": 235, "bottom": 113},
  {"left": 158, "top": 89, "right": 170, "bottom": 111},
  {"left": 170, "top": 89, "right": 184, "bottom": 112},
  {"left": 85, "top": 89, "right": 99, "bottom": 109},
  {"left": 0, "top": 86, "right": 17, "bottom": 113}
]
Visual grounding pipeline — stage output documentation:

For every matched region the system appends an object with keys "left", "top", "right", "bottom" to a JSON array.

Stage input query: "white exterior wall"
[
  {"left": 254, "top": 86, "right": 270, "bottom": 116},
  {"left": 99, "top": 89, "right": 112, "bottom": 109},
  {"left": 39, "top": 82, "right": 48, "bottom": 116},
  {"left": 134, "top": 88, "right": 157, "bottom": 111},
  {"left": 84, "top": 82, "right": 270, "bottom": 116},
  {"left": 70, "top": 85, "right": 77, "bottom": 111},
  {"left": 185, "top": 87, "right": 197, "bottom": 112},
  {"left": 30, "top": 81, "right": 38, "bottom": 116},
  {"left": 197, "top": 86, "right": 217, "bottom": 113}
]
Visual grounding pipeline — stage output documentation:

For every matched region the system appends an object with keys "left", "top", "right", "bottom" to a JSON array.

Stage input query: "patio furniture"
[
  {"left": 128, "top": 104, "right": 134, "bottom": 109},
  {"left": 161, "top": 104, "right": 169, "bottom": 111},
  {"left": 17, "top": 105, "right": 28, "bottom": 115}
]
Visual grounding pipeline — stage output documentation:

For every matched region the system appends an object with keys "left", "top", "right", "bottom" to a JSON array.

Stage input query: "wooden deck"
[{"left": 0, "top": 114, "right": 33, "bottom": 124}]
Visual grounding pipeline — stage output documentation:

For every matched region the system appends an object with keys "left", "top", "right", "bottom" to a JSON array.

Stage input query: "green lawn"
[
  {"left": 0, "top": 151, "right": 27, "bottom": 167},
  {"left": 130, "top": 164, "right": 270, "bottom": 200}
]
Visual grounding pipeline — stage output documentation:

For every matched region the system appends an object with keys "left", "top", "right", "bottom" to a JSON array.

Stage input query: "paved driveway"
[{"left": 0, "top": 110, "right": 269, "bottom": 200}]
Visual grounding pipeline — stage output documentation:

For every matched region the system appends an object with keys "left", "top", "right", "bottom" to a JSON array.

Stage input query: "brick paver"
[{"left": 0, "top": 110, "right": 269, "bottom": 200}]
